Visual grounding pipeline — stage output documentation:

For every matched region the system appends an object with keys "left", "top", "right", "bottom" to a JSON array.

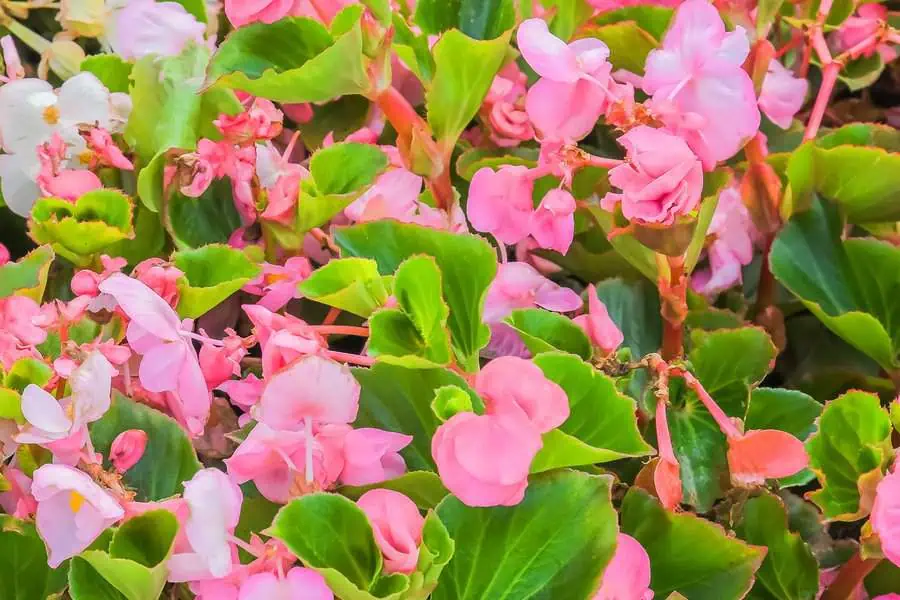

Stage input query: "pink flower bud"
[
  {"left": 357, "top": 490, "right": 424, "bottom": 575},
  {"left": 0, "top": 243, "right": 9, "bottom": 266},
  {"left": 110, "top": 429, "right": 148, "bottom": 473},
  {"left": 574, "top": 284, "right": 623, "bottom": 356}
]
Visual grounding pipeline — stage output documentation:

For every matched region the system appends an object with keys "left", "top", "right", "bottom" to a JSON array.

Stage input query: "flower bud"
[{"left": 110, "top": 429, "right": 148, "bottom": 473}]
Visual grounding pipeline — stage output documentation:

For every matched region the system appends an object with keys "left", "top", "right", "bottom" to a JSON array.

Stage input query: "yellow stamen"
[
  {"left": 43, "top": 105, "right": 60, "bottom": 125},
  {"left": 69, "top": 491, "right": 85, "bottom": 513},
  {"left": 77, "top": 150, "right": 94, "bottom": 165}
]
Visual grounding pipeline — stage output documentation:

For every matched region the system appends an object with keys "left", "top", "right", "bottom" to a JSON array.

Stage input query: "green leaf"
[
  {"left": 70, "top": 511, "right": 178, "bottom": 600},
  {"left": 505, "top": 308, "right": 592, "bottom": 361},
  {"left": 207, "top": 18, "right": 370, "bottom": 103},
  {"left": 745, "top": 388, "right": 822, "bottom": 441},
  {"left": 622, "top": 488, "right": 765, "bottom": 599},
  {"left": 299, "top": 258, "right": 392, "bottom": 318},
  {"left": 770, "top": 197, "right": 900, "bottom": 369},
  {"left": 108, "top": 204, "right": 166, "bottom": 267},
  {"left": 434, "top": 470, "right": 618, "bottom": 599},
  {"left": 369, "top": 256, "right": 452, "bottom": 366},
  {"left": 168, "top": 0, "right": 207, "bottom": 23},
  {"left": 414, "top": 0, "right": 515, "bottom": 39},
  {"left": 532, "top": 352, "right": 653, "bottom": 469},
  {"left": 173, "top": 244, "right": 260, "bottom": 319},
  {"left": 579, "top": 22, "right": 658, "bottom": 73},
  {"left": 340, "top": 471, "right": 450, "bottom": 510},
  {"left": 166, "top": 179, "right": 244, "bottom": 248},
  {"left": 592, "top": 5, "right": 674, "bottom": 40},
  {"left": 805, "top": 390, "right": 892, "bottom": 520},
  {"left": 667, "top": 401, "right": 727, "bottom": 512},
  {"left": 0, "top": 245, "right": 54, "bottom": 301},
  {"left": 392, "top": 14, "right": 436, "bottom": 83},
  {"left": 0, "top": 388, "right": 23, "bottom": 423},
  {"left": 589, "top": 207, "right": 658, "bottom": 280},
  {"left": 90, "top": 392, "right": 201, "bottom": 502},
  {"left": 269, "top": 493, "right": 382, "bottom": 592},
  {"left": 735, "top": 493, "right": 819, "bottom": 600},
  {"left": 541, "top": 0, "right": 595, "bottom": 40},
  {"left": 234, "top": 496, "right": 281, "bottom": 563},
  {"left": 335, "top": 221, "right": 497, "bottom": 371},
  {"left": 29, "top": 191, "right": 134, "bottom": 265},
  {"left": 353, "top": 363, "right": 481, "bottom": 470},
  {"left": 430, "top": 385, "right": 473, "bottom": 421},
  {"left": 0, "top": 516, "right": 67, "bottom": 600},
  {"left": 4, "top": 357, "right": 53, "bottom": 392},
  {"left": 80, "top": 55, "right": 133, "bottom": 93},
  {"left": 426, "top": 29, "right": 511, "bottom": 150}
]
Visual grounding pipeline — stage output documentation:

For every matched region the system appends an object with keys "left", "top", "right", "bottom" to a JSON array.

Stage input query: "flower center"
[
  {"left": 43, "top": 105, "right": 61, "bottom": 125},
  {"left": 69, "top": 490, "right": 85, "bottom": 513},
  {"left": 77, "top": 150, "right": 94, "bottom": 166}
]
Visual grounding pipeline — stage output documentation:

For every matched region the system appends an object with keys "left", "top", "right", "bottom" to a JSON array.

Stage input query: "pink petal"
[
  {"left": 516, "top": 19, "right": 580, "bottom": 82},
  {"left": 727, "top": 429, "right": 809, "bottom": 485},
  {"left": 99, "top": 274, "right": 182, "bottom": 342},
  {"left": 594, "top": 534, "right": 653, "bottom": 600},
  {"left": 21, "top": 384, "right": 71, "bottom": 434}
]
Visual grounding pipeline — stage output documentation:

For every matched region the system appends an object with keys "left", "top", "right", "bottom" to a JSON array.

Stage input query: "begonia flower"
[
  {"left": 574, "top": 285, "right": 623, "bottom": 356},
  {"left": 357, "top": 489, "right": 425, "bottom": 575}
]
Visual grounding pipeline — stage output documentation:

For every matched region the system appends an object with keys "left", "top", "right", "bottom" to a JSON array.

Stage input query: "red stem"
[
  {"left": 323, "top": 350, "right": 376, "bottom": 367},
  {"left": 676, "top": 370, "right": 741, "bottom": 438},
  {"left": 322, "top": 307, "right": 342, "bottom": 326},
  {"left": 312, "top": 325, "right": 369, "bottom": 337},
  {"left": 822, "top": 554, "right": 881, "bottom": 600},
  {"left": 660, "top": 256, "right": 686, "bottom": 361},
  {"left": 804, "top": 61, "right": 841, "bottom": 141}
]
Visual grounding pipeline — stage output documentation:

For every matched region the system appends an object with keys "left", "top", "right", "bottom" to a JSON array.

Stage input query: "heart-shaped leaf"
[
  {"left": 173, "top": 244, "right": 260, "bottom": 319},
  {"left": 299, "top": 258, "right": 392, "bottom": 318}
]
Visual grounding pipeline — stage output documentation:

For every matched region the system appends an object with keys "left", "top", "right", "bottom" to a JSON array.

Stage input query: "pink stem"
[
  {"left": 803, "top": 61, "right": 841, "bottom": 141},
  {"left": 323, "top": 350, "right": 376, "bottom": 367},
  {"left": 311, "top": 325, "right": 370, "bottom": 337},
  {"left": 228, "top": 534, "right": 262, "bottom": 558},
  {"left": 677, "top": 370, "right": 742, "bottom": 439},
  {"left": 655, "top": 395, "right": 678, "bottom": 464}
]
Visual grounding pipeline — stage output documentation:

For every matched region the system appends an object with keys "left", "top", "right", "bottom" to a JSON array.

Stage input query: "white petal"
[
  {"left": 0, "top": 78, "right": 55, "bottom": 154},
  {"left": 21, "top": 385, "right": 72, "bottom": 434},
  {"left": 0, "top": 153, "right": 40, "bottom": 217},
  {"left": 58, "top": 72, "right": 111, "bottom": 128}
]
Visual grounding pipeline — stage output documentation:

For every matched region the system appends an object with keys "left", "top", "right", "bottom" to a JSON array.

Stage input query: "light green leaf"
[
  {"left": 335, "top": 221, "right": 497, "bottom": 371},
  {"left": 90, "top": 392, "right": 201, "bottom": 502},
  {"left": 173, "top": 244, "right": 260, "bottom": 319},
  {"left": 505, "top": 308, "right": 592, "bottom": 361},
  {"left": 207, "top": 18, "right": 370, "bottom": 103},
  {"left": 299, "top": 258, "right": 392, "bottom": 318},
  {"left": 592, "top": 5, "right": 674, "bottom": 39},
  {"left": 80, "top": 55, "right": 133, "bottom": 93},
  {"left": 806, "top": 390, "right": 892, "bottom": 520},
  {"left": 622, "top": 488, "right": 765, "bottom": 599},
  {"left": 579, "top": 22, "right": 658, "bottom": 73},
  {"left": 541, "top": 0, "right": 595, "bottom": 40},
  {"left": 434, "top": 470, "right": 618, "bottom": 599},
  {"left": 426, "top": 29, "right": 510, "bottom": 150},
  {"left": 340, "top": 471, "right": 450, "bottom": 510},
  {"left": 4, "top": 358, "right": 54, "bottom": 392},
  {"left": 0, "top": 245, "right": 54, "bottom": 301}
]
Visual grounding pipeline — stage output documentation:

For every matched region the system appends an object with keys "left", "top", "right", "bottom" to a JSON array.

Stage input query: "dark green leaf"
[
  {"left": 505, "top": 309, "right": 592, "bottom": 361},
  {"left": 0, "top": 516, "right": 67, "bottom": 600}
]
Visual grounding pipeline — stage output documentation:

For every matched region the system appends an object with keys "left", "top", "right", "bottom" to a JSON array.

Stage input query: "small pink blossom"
[
  {"left": 339, "top": 428, "right": 413, "bottom": 486},
  {"left": 643, "top": 0, "right": 760, "bottom": 169},
  {"left": 243, "top": 305, "right": 327, "bottom": 377},
  {"left": 727, "top": 429, "right": 809, "bottom": 486},
  {"left": 483, "top": 63, "right": 533, "bottom": 147},
  {"left": 225, "top": 0, "right": 294, "bottom": 27},
  {"left": 432, "top": 410, "right": 542, "bottom": 507},
  {"left": 518, "top": 19, "right": 612, "bottom": 142},
  {"left": 0, "top": 243, "right": 9, "bottom": 266},
  {"left": 475, "top": 356, "right": 569, "bottom": 434},
  {"left": 345, "top": 168, "right": 422, "bottom": 224},
  {"left": 225, "top": 423, "right": 310, "bottom": 503},
  {"left": 40, "top": 169, "right": 103, "bottom": 201},
  {"left": 218, "top": 374, "right": 265, "bottom": 413},
  {"left": 574, "top": 284, "right": 623, "bottom": 356},
  {"left": 71, "top": 254, "right": 126, "bottom": 298},
  {"left": 86, "top": 128, "right": 133, "bottom": 170},
  {"left": 111, "top": 0, "right": 205, "bottom": 60},
  {"left": 238, "top": 568, "right": 333, "bottom": 599},
  {"left": 199, "top": 329, "right": 249, "bottom": 389},
  {"left": 357, "top": 490, "right": 424, "bottom": 575},
  {"left": 484, "top": 262, "right": 583, "bottom": 324},
  {"left": 530, "top": 188, "right": 576, "bottom": 254},
  {"left": 0, "top": 467, "right": 36, "bottom": 518},
  {"left": 759, "top": 60, "right": 808, "bottom": 129},
  {"left": 1, "top": 35, "right": 24, "bottom": 82},
  {"left": 601, "top": 126, "right": 703, "bottom": 225},
  {"left": 0, "top": 295, "right": 47, "bottom": 346},
  {"left": 835, "top": 4, "right": 897, "bottom": 62},
  {"left": 109, "top": 429, "right": 148, "bottom": 473},
  {"left": 132, "top": 258, "right": 183, "bottom": 307},
  {"left": 215, "top": 99, "right": 283, "bottom": 145},
  {"left": 594, "top": 534, "right": 653, "bottom": 600},
  {"left": 31, "top": 464, "right": 124, "bottom": 567},
  {"left": 692, "top": 185, "right": 759, "bottom": 296},
  {"left": 869, "top": 465, "right": 900, "bottom": 567},
  {"left": 282, "top": 103, "right": 314, "bottom": 124},
  {"left": 243, "top": 257, "right": 312, "bottom": 312},
  {"left": 257, "top": 141, "right": 308, "bottom": 226}
]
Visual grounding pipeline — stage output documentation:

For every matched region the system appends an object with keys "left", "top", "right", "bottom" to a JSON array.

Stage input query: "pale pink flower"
[
  {"left": 589, "top": 0, "right": 681, "bottom": 10},
  {"left": 109, "top": 429, "right": 148, "bottom": 473},
  {"left": 86, "top": 128, "right": 133, "bottom": 170},
  {"left": 256, "top": 141, "right": 308, "bottom": 226},
  {"left": 759, "top": 60, "right": 808, "bottom": 129},
  {"left": 168, "top": 468, "right": 243, "bottom": 582},
  {"left": 215, "top": 98, "right": 283, "bottom": 145},
  {"left": 1, "top": 35, "right": 24, "bottom": 82},
  {"left": 217, "top": 374, "right": 265, "bottom": 413},
  {"left": 483, "top": 63, "right": 533, "bottom": 147},
  {"left": 98, "top": 274, "right": 211, "bottom": 437},
  {"left": 475, "top": 356, "right": 569, "bottom": 434},
  {"left": 39, "top": 169, "right": 103, "bottom": 201},
  {"left": 0, "top": 295, "right": 47, "bottom": 346},
  {"left": 692, "top": 185, "right": 758, "bottom": 296},
  {"left": 71, "top": 254, "right": 126, "bottom": 298},
  {"left": 593, "top": 534, "right": 653, "bottom": 600},
  {"left": 243, "top": 257, "right": 312, "bottom": 312},
  {"left": 518, "top": 19, "right": 612, "bottom": 142},
  {"left": 132, "top": 258, "right": 183, "bottom": 307},
  {"left": 870, "top": 466, "right": 900, "bottom": 567},
  {"left": 601, "top": 126, "right": 703, "bottom": 225},
  {"left": 643, "top": 0, "right": 760, "bottom": 169},
  {"left": 199, "top": 330, "right": 248, "bottom": 389},
  {"left": 225, "top": 423, "right": 310, "bottom": 503},
  {"left": 530, "top": 188, "right": 576, "bottom": 254},
  {"left": 31, "top": 464, "right": 124, "bottom": 567},
  {"left": 243, "top": 305, "right": 327, "bottom": 377},
  {"left": 433, "top": 410, "right": 542, "bottom": 507},
  {"left": 574, "top": 284, "right": 623, "bottom": 356},
  {"left": 225, "top": 0, "right": 294, "bottom": 27},
  {"left": 255, "top": 355, "right": 359, "bottom": 431},
  {"left": 484, "top": 262, "right": 583, "bottom": 324},
  {"left": 835, "top": 4, "right": 897, "bottom": 62},
  {"left": 0, "top": 467, "right": 36, "bottom": 518},
  {"left": 339, "top": 428, "right": 413, "bottom": 486},
  {"left": 467, "top": 165, "right": 535, "bottom": 245},
  {"left": 345, "top": 168, "right": 422, "bottom": 224},
  {"left": 357, "top": 490, "right": 424, "bottom": 575},
  {"left": 110, "top": 0, "right": 205, "bottom": 60},
  {"left": 239, "top": 568, "right": 333, "bottom": 599}
]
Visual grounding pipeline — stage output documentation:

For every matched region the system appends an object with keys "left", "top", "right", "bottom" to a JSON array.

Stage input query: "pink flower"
[
  {"left": 218, "top": 374, "right": 265, "bottom": 413},
  {"left": 199, "top": 329, "right": 248, "bottom": 389},
  {"left": 357, "top": 490, "right": 424, "bottom": 575},
  {"left": 574, "top": 284, "right": 623, "bottom": 356},
  {"left": 243, "top": 305, "right": 327, "bottom": 377},
  {"left": 225, "top": 423, "right": 309, "bottom": 503},
  {"left": 483, "top": 63, "right": 533, "bottom": 147},
  {"left": 109, "top": 429, "right": 148, "bottom": 473},
  {"left": 239, "top": 568, "right": 333, "bottom": 599},
  {"left": 727, "top": 429, "right": 809, "bottom": 486},
  {"left": 0, "top": 243, "right": 8, "bottom": 266},
  {"left": 600, "top": 126, "right": 703, "bottom": 225},
  {"left": 759, "top": 60, "right": 808, "bottom": 129},
  {"left": 111, "top": 0, "right": 205, "bottom": 60},
  {"left": 225, "top": 0, "right": 294, "bottom": 27},
  {"left": 589, "top": 0, "right": 681, "bottom": 10},
  {"left": 475, "top": 356, "right": 569, "bottom": 434},
  {"left": 345, "top": 168, "right": 422, "bottom": 224},
  {"left": 98, "top": 274, "right": 211, "bottom": 436},
  {"left": 835, "top": 4, "right": 897, "bottom": 61},
  {"left": 71, "top": 254, "right": 126, "bottom": 298},
  {"left": 0, "top": 295, "right": 47, "bottom": 346},
  {"left": 0, "top": 467, "right": 36, "bottom": 518},
  {"left": 692, "top": 185, "right": 758, "bottom": 296},
  {"left": 872, "top": 466, "right": 900, "bottom": 568},
  {"left": 282, "top": 103, "right": 313, "bottom": 124},
  {"left": 243, "top": 257, "right": 312, "bottom": 312},
  {"left": 256, "top": 141, "right": 308, "bottom": 226},
  {"left": 643, "top": 0, "right": 760, "bottom": 169},
  {"left": 215, "top": 98, "right": 283, "bottom": 144},
  {"left": 518, "top": 19, "right": 612, "bottom": 142},
  {"left": 530, "top": 188, "right": 576, "bottom": 254},
  {"left": 593, "top": 534, "right": 653, "bottom": 600},
  {"left": 39, "top": 169, "right": 103, "bottom": 201},
  {"left": 484, "top": 262, "right": 583, "bottom": 324},
  {"left": 31, "top": 464, "right": 124, "bottom": 567},
  {"left": 256, "top": 355, "right": 360, "bottom": 431},
  {"left": 339, "top": 428, "right": 413, "bottom": 486},
  {"left": 168, "top": 468, "right": 243, "bottom": 582},
  {"left": 133, "top": 258, "right": 183, "bottom": 306},
  {"left": 467, "top": 165, "right": 534, "bottom": 245},
  {"left": 432, "top": 411, "right": 542, "bottom": 507},
  {"left": 86, "top": 128, "right": 133, "bottom": 170},
  {"left": 1, "top": 35, "right": 24, "bottom": 82}
]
